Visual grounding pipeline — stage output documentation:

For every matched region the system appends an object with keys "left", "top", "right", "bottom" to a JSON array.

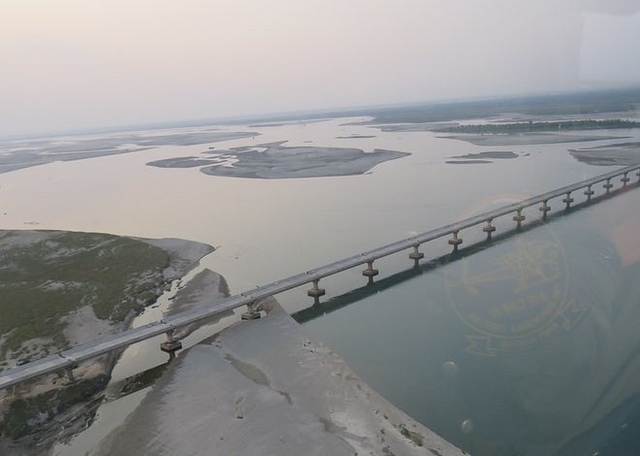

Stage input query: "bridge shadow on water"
[{"left": 293, "top": 183, "right": 636, "bottom": 325}]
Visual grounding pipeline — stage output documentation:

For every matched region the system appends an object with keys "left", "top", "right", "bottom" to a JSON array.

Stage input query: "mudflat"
[{"left": 148, "top": 141, "right": 410, "bottom": 179}]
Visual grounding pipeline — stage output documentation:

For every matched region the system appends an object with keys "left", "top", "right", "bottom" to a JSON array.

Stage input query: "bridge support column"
[
  {"left": 241, "top": 301, "right": 261, "bottom": 321},
  {"left": 482, "top": 220, "right": 496, "bottom": 241},
  {"left": 513, "top": 209, "right": 525, "bottom": 229},
  {"left": 603, "top": 178, "right": 613, "bottom": 194},
  {"left": 539, "top": 201, "right": 551, "bottom": 220},
  {"left": 409, "top": 245, "right": 424, "bottom": 265},
  {"left": 448, "top": 231, "right": 463, "bottom": 252},
  {"left": 562, "top": 192, "right": 574, "bottom": 210},
  {"left": 637, "top": 170, "right": 640, "bottom": 183},
  {"left": 160, "top": 329, "right": 183, "bottom": 359},
  {"left": 307, "top": 279, "right": 326, "bottom": 305},
  {"left": 362, "top": 260, "right": 379, "bottom": 283},
  {"left": 584, "top": 185, "right": 594, "bottom": 202},
  {"left": 621, "top": 173, "right": 630, "bottom": 187},
  {"left": 64, "top": 365, "right": 76, "bottom": 383}
]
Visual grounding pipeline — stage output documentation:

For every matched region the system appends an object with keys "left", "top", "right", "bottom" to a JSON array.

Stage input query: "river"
[{"left": 1, "top": 113, "right": 639, "bottom": 455}]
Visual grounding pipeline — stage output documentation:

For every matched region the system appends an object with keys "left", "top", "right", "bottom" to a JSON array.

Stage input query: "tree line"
[{"left": 435, "top": 119, "right": 640, "bottom": 134}]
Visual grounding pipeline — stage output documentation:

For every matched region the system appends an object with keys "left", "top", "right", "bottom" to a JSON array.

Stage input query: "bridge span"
[{"left": 1, "top": 164, "right": 639, "bottom": 390}]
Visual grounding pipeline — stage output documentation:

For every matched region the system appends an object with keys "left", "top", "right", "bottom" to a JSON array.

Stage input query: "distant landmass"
[
  {"left": 434, "top": 119, "right": 640, "bottom": 134},
  {"left": 0, "top": 131, "right": 258, "bottom": 175},
  {"left": 147, "top": 141, "right": 410, "bottom": 179}
]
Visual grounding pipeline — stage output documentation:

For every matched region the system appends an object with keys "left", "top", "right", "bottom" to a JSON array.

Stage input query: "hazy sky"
[{"left": 1, "top": 0, "right": 639, "bottom": 137}]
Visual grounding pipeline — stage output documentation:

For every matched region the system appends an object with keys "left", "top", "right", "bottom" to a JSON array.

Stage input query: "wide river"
[{"left": 1, "top": 115, "right": 639, "bottom": 455}]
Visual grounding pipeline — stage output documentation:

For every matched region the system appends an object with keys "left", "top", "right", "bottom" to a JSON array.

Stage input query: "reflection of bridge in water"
[{"left": 1, "top": 164, "right": 639, "bottom": 390}]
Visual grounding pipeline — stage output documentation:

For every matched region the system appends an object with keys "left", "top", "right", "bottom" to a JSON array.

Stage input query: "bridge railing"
[{"left": 1, "top": 164, "right": 639, "bottom": 390}]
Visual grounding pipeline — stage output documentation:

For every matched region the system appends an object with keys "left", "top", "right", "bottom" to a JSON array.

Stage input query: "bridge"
[{"left": 1, "top": 164, "right": 639, "bottom": 390}]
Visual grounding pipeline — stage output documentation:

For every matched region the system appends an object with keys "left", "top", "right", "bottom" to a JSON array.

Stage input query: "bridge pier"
[
  {"left": 539, "top": 200, "right": 551, "bottom": 220},
  {"left": 362, "top": 260, "right": 379, "bottom": 284},
  {"left": 241, "top": 301, "right": 262, "bottom": 321},
  {"left": 482, "top": 220, "right": 496, "bottom": 241},
  {"left": 409, "top": 245, "right": 424, "bottom": 266},
  {"left": 448, "top": 231, "right": 463, "bottom": 252},
  {"left": 603, "top": 178, "right": 613, "bottom": 194},
  {"left": 160, "top": 329, "right": 183, "bottom": 359},
  {"left": 562, "top": 192, "right": 574, "bottom": 210},
  {"left": 584, "top": 185, "right": 595, "bottom": 202},
  {"left": 513, "top": 209, "right": 525, "bottom": 229},
  {"left": 307, "top": 279, "right": 326, "bottom": 305},
  {"left": 64, "top": 365, "right": 76, "bottom": 383},
  {"left": 621, "top": 172, "right": 630, "bottom": 187}
]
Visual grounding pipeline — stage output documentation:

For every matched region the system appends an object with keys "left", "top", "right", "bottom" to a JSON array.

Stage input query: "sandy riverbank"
[{"left": 93, "top": 304, "right": 467, "bottom": 456}]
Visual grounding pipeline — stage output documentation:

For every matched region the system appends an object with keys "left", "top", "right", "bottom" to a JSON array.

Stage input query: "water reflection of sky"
[
  {"left": 1, "top": 117, "right": 635, "bottom": 307},
  {"left": 2, "top": 116, "right": 639, "bottom": 455}
]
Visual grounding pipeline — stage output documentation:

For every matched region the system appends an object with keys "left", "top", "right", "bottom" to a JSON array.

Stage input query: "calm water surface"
[
  {"left": 304, "top": 187, "right": 640, "bottom": 455},
  {"left": 1, "top": 117, "right": 638, "bottom": 455}
]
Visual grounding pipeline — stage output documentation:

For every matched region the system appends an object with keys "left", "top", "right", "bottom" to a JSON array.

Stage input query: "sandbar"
[
  {"left": 0, "top": 131, "right": 257, "bottom": 174},
  {"left": 569, "top": 141, "right": 640, "bottom": 166},
  {"left": 441, "top": 133, "right": 628, "bottom": 146},
  {"left": 148, "top": 141, "right": 410, "bottom": 179}
]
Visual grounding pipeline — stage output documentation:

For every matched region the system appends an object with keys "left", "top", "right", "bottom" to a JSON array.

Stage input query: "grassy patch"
[{"left": 0, "top": 231, "right": 170, "bottom": 358}]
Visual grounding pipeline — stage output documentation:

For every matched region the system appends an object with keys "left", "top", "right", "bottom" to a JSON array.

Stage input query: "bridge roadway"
[{"left": 1, "top": 164, "right": 639, "bottom": 390}]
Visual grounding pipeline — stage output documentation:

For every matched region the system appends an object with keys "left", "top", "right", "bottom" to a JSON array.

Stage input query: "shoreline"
[
  {"left": 0, "top": 230, "right": 217, "bottom": 452},
  {"left": 92, "top": 304, "right": 467, "bottom": 456}
]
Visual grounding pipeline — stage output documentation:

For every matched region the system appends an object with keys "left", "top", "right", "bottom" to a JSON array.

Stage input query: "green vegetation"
[
  {"left": 434, "top": 119, "right": 640, "bottom": 134},
  {"left": 200, "top": 87, "right": 640, "bottom": 127},
  {"left": 0, "top": 375, "right": 108, "bottom": 439},
  {"left": 0, "top": 231, "right": 170, "bottom": 359},
  {"left": 0, "top": 231, "right": 174, "bottom": 446},
  {"left": 350, "top": 87, "right": 640, "bottom": 125}
]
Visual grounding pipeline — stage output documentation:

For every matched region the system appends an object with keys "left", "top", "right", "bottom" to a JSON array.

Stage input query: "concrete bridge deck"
[{"left": 1, "top": 163, "right": 639, "bottom": 390}]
